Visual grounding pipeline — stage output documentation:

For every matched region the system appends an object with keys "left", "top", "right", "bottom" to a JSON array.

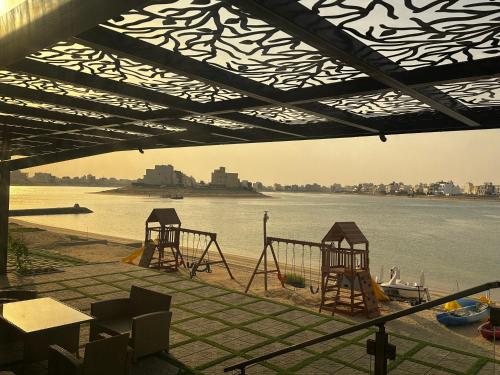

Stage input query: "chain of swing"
[
  {"left": 180, "top": 231, "right": 211, "bottom": 277},
  {"left": 275, "top": 240, "right": 321, "bottom": 294}
]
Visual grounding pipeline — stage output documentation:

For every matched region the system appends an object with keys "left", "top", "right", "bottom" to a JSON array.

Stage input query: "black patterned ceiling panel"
[
  {"left": 29, "top": 42, "right": 243, "bottom": 103},
  {"left": 320, "top": 91, "right": 432, "bottom": 117},
  {"left": 132, "top": 121, "right": 186, "bottom": 132},
  {"left": 300, "top": 0, "right": 500, "bottom": 70},
  {"left": 0, "top": 111, "right": 67, "bottom": 125},
  {"left": 101, "top": 128, "right": 152, "bottom": 137},
  {"left": 436, "top": 78, "right": 500, "bottom": 108},
  {"left": 102, "top": 0, "right": 365, "bottom": 90},
  {"left": 0, "top": 96, "right": 109, "bottom": 119},
  {"left": 240, "top": 106, "right": 329, "bottom": 124},
  {"left": 182, "top": 115, "right": 251, "bottom": 129},
  {"left": 0, "top": 70, "right": 167, "bottom": 112}
]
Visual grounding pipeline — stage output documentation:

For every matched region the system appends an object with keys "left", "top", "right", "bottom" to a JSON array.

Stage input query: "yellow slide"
[
  {"left": 371, "top": 277, "right": 390, "bottom": 302},
  {"left": 122, "top": 247, "right": 144, "bottom": 265}
]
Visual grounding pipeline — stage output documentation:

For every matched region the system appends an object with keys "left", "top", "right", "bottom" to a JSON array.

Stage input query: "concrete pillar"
[{"left": 0, "top": 135, "right": 10, "bottom": 275}]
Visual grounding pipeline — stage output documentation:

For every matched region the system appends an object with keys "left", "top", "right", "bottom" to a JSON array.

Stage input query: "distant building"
[
  {"left": 253, "top": 182, "right": 264, "bottom": 191},
  {"left": 211, "top": 167, "right": 240, "bottom": 188},
  {"left": 142, "top": 165, "right": 176, "bottom": 186},
  {"left": 32, "top": 172, "right": 56, "bottom": 184},
  {"left": 476, "top": 182, "right": 495, "bottom": 196},
  {"left": 414, "top": 183, "right": 429, "bottom": 195},
  {"left": 428, "top": 181, "right": 462, "bottom": 196},
  {"left": 375, "top": 184, "right": 386, "bottom": 194},
  {"left": 463, "top": 182, "right": 476, "bottom": 195},
  {"left": 273, "top": 183, "right": 283, "bottom": 191},
  {"left": 330, "top": 183, "right": 342, "bottom": 193},
  {"left": 11, "top": 170, "right": 29, "bottom": 185}
]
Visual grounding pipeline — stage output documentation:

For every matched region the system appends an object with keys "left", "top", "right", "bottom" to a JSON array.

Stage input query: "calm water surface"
[{"left": 10, "top": 186, "right": 500, "bottom": 297}]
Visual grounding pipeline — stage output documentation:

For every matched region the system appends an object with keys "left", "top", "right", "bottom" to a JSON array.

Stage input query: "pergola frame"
[{"left": 1, "top": 0, "right": 499, "bottom": 273}]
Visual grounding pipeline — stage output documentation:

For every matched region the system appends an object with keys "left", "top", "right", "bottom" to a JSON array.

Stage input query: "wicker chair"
[
  {"left": 0, "top": 290, "right": 37, "bottom": 304},
  {"left": 48, "top": 333, "right": 130, "bottom": 375},
  {"left": 90, "top": 286, "right": 172, "bottom": 361}
]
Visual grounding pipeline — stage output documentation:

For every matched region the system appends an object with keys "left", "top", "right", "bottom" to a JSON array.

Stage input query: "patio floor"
[{"left": 0, "top": 263, "right": 498, "bottom": 374}]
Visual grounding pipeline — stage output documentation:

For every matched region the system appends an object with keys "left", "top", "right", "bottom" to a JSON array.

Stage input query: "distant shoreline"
[
  {"left": 96, "top": 185, "right": 269, "bottom": 198},
  {"left": 266, "top": 191, "right": 500, "bottom": 202}
]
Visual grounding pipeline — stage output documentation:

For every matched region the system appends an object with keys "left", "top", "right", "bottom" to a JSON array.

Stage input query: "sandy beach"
[{"left": 9, "top": 218, "right": 498, "bottom": 358}]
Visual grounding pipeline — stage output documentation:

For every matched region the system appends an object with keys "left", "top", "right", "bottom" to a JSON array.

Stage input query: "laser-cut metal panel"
[
  {"left": 0, "top": 96, "right": 109, "bottom": 119},
  {"left": 102, "top": 0, "right": 365, "bottom": 90},
  {"left": 241, "top": 106, "right": 328, "bottom": 125},
  {"left": 320, "top": 91, "right": 433, "bottom": 118},
  {"left": 182, "top": 115, "right": 251, "bottom": 129},
  {"left": 301, "top": 0, "right": 500, "bottom": 69},
  {"left": 0, "top": 70, "right": 167, "bottom": 112},
  {"left": 29, "top": 42, "right": 244, "bottom": 103},
  {"left": 437, "top": 78, "right": 500, "bottom": 108}
]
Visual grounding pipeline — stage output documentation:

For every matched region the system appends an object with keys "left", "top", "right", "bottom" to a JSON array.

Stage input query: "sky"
[{"left": 26, "top": 129, "right": 500, "bottom": 186}]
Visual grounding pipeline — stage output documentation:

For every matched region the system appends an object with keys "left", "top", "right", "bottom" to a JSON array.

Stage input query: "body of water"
[{"left": 10, "top": 186, "right": 500, "bottom": 297}]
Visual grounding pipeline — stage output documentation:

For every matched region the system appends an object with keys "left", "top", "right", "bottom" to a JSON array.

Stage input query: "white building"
[
  {"left": 429, "top": 181, "right": 462, "bottom": 196},
  {"left": 211, "top": 167, "right": 240, "bottom": 188},
  {"left": 142, "top": 165, "right": 176, "bottom": 186}
]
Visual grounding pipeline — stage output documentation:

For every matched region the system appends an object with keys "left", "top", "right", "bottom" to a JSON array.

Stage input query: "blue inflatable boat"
[{"left": 436, "top": 302, "right": 490, "bottom": 327}]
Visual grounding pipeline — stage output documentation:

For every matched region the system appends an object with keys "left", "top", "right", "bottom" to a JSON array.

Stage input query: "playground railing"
[{"left": 224, "top": 281, "right": 500, "bottom": 375}]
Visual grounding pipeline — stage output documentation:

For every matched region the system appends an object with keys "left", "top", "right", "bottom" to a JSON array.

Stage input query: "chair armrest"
[
  {"left": 91, "top": 298, "right": 130, "bottom": 320},
  {"left": 132, "top": 311, "right": 172, "bottom": 331},
  {"left": 131, "top": 311, "right": 172, "bottom": 359},
  {"left": 48, "top": 345, "right": 82, "bottom": 375}
]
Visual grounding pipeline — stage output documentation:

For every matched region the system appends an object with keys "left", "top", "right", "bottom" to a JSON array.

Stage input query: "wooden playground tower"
[
  {"left": 320, "top": 222, "right": 380, "bottom": 318},
  {"left": 140, "top": 208, "right": 233, "bottom": 278},
  {"left": 141, "top": 208, "right": 184, "bottom": 271}
]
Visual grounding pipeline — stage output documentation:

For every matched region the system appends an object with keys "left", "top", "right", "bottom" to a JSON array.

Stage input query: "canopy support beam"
[{"left": 0, "top": 132, "right": 11, "bottom": 274}]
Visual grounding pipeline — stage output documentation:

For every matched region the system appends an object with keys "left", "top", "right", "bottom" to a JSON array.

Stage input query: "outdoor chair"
[
  {"left": 48, "top": 333, "right": 130, "bottom": 375},
  {"left": 90, "top": 285, "right": 172, "bottom": 361},
  {"left": 0, "top": 289, "right": 37, "bottom": 304}
]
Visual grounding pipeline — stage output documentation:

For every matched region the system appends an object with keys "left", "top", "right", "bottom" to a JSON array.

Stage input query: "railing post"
[{"left": 366, "top": 324, "right": 396, "bottom": 375}]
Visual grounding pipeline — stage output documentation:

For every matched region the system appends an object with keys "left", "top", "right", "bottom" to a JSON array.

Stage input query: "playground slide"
[
  {"left": 122, "top": 247, "right": 144, "bottom": 264},
  {"left": 371, "top": 277, "right": 390, "bottom": 302}
]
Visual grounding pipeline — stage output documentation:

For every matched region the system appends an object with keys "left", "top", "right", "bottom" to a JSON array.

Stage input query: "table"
[{"left": 0, "top": 297, "right": 93, "bottom": 362}]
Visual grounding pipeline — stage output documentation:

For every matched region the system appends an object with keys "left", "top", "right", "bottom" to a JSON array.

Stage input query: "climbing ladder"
[{"left": 320, "top": 269, "right": 380, "bottom": 318}]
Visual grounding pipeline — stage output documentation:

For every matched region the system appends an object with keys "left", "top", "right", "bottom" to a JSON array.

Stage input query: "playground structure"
[
  {"left": 246, "top": 213, "right": 383, "bottom": 318},
  {"left": 134, "top": 208, "right": 233, "bottom": 279},
  {"left": 320, "top": 222, "right": 380, "bottom": 318}
]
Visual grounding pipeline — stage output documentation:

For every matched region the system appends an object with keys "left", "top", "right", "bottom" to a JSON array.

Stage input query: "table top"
[{"left": 0, "top": 297, "right": 92, "bottom": 333}]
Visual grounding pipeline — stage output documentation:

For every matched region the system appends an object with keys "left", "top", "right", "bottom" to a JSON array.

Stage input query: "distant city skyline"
[{"left": 24, "top": 129, "right": 500, "bottom": 186}]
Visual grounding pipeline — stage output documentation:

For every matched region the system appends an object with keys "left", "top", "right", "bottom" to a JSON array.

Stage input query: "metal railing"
[{"left": 225, "top": 281, "right": 500, "bottom": 374}]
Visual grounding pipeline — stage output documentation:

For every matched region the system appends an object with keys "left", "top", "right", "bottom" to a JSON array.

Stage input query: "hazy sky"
[{"left": 26, "top": 129, "right": 500, "bottom": 186}]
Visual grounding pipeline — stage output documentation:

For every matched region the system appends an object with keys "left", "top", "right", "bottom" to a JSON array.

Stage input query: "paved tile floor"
[{"left": 0, "top": 263, "right": 498, "bottom": 374}]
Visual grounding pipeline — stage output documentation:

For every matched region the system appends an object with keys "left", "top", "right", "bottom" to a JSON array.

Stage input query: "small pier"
[{"left": 9, "top": 204, "right": 93, "bottom": 217}]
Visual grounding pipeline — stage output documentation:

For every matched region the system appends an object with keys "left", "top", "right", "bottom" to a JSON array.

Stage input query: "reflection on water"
[{"left": 10, "top": 186, "right": 500, "bottom": 297}]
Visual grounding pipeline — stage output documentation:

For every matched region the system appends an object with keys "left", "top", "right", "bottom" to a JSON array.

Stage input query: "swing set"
[
  {"left": 245, "top": 213, "right": 381, "bottom": 318},
  {"left": 138, "top": 208, "right": 233, "bottom": 279},
  {"left": 245, "top": 212, "right": 323, "bottom": 294}
]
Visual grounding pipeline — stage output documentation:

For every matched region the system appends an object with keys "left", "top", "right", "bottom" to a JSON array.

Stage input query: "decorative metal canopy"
[{"left": 1, "top": 0, "right": 499, "bottom": 170}]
